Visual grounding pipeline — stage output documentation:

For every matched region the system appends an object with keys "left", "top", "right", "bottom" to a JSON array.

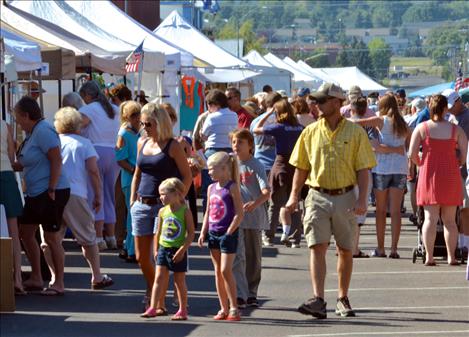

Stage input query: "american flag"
[
  {"left": 454, "top": 64, "right": 469, "bottom": 92},
  {"left": 126, "top": 41, "right": 144, "bottom": 73}
]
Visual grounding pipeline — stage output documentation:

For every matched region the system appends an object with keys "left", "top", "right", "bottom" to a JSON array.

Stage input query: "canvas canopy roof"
[
  {"left": 264, "top": 53, "right": 318, "bottom": 85},
  {"left": 316, "top": 66, "right": 387, "bottom": 94},
  {"left": 1, "top": 2, "right": 127, "bottom": 74},
  {"left": 282, "top": 56, "right": 323, "bottom": 88},
  {"left": 408, "top": 82, "right": 454, "bottom": 98},
  {"left": 154, "top": 10, "right": 248, "bottom": 69},
  {"left": 295, "top": 60, "right": 337, "bottom": 84},
  {"left": 64, "top": 1, "right": 199, "bottom": 71},
  {"left": 2, "top": 21, "right": 76, "bottom": 80},
  {"left": 1, "top": 26, "right": 41, "bottom": 72},
  {"left": 243, "top": 50, "right": 292, "bottom": 95}
]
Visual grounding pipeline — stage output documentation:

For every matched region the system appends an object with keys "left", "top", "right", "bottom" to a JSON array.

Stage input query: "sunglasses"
[
  {"left": 315, "top": 97, "right": 333, "bottom": 105},
  {"left": 140, "top": 121, "right": 152, "bottom": 128}
]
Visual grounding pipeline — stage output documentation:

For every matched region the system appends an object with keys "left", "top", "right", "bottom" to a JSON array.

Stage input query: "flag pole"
[{"left": 137, "top": 41, "right": 145, "bottom": 103}]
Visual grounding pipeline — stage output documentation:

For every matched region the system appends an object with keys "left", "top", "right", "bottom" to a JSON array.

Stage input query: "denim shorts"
[
  {"left": 130, "top": 200, "right": 162, "bottom": 237},
  {"left": 208, "top": 229, "right": 239, "bottom": 254},
  {"left": 373, "top": 173, "right": 407, "bottom": 191},
  {"left": 156, "top": 246, "right": 187, "bottom": 272}
]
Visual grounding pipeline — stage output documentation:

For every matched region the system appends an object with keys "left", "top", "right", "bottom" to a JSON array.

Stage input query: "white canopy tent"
[
  {"left": 243, "top": 50, "right": 292, "bottom": 96},
  {"left": 315, "top": 66, "right": 387, "bottom": 95},
  {"left": 282, "top": 56, "right": 323, "bottom": 89},
  {"left": 264, "top": 53, "right": 319, "bottom": 91},
  {"left": 295, "top": 60, "right": 338, "bottom": 84},
  {"left": 1, "top": 27, "right": 42, "bottom": 73},
  {"left": 1, "top": 2, "right": 126, "bottom": 74},
  {"left": 154, "top": 10, "right": 259, "bottom": 84}
]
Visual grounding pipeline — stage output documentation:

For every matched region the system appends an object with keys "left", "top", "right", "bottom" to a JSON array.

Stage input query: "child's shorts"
[
  {"left": 208, "top": 229, "right": 238, "bottom": 254},
  {"left": 156, "top": 246, "right": 187, "bottom": 272}
]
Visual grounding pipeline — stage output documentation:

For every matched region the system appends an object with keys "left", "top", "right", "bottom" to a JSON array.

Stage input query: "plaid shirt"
[{"left": 289, "top": 117, "right": 376, "bottom": 190}]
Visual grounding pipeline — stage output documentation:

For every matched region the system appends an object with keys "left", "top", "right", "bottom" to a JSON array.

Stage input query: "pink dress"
[{"left": 416, "top": 122, "right": 462, "bottom": 206}]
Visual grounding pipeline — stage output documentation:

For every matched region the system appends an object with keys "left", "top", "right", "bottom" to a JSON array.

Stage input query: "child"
[
  {"left": 198, "top": 152, "right": 244, "bottom": 321},
  {"left": 230, "top": 129, "right": 270, "bottom": 308},
  {"left": 141, "top": 178, "right": 195, "bottom": 320}
]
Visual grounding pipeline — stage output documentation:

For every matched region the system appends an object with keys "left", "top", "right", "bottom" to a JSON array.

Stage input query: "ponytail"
[
  {"left": 229, "top": 153, "right": 240, "bottom": 185},
  {"left": 79, "top": 80, "right": 115, "bottom": 119}
]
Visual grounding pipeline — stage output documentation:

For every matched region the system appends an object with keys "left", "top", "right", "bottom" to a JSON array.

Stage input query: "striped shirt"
[{"left": 289, "top": 117, "right": 376, "bottom": 189}]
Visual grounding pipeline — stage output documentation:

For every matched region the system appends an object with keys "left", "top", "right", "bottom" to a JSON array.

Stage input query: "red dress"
[{"left": 416, "top": 122, "right": 462, "bottom": 206}]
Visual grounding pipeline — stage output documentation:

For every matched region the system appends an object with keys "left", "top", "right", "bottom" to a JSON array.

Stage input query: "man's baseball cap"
[
  {"left": 297, "top": 87, "right": 310, "bottom": 97},
  {"left": 395, "top": 88, "right": 406, "bottom": 98},
  {"left": 441, "top": 89, "right": 460, "bottom": 109},
  {"left": 310, "top": 82, "right": 346, "bottom": 102},
  {"left": 348, "top": 85, "right": 363, "bottom": 98}
]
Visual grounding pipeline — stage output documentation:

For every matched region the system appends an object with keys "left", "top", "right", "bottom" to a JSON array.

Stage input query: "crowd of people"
[{"left": 1, "top": 79, "right": 468, "bottom": 321}]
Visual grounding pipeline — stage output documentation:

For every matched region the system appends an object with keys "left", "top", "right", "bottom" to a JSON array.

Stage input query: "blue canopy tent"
[{"left": 408, "top": 82, "right": 454, "bottom": 98}]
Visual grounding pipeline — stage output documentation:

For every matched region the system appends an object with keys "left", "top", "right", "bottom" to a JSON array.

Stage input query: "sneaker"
[
  {"left": 226, "top": 308, "right": 241, "bottom": 321},
  {"left": 262, "top": 237, "right": 273, "bottom": 247},
  {"left": 97, "top": 240, "right": 108, "bottom": 251},
  {"left": 298, "top": 296, "right": 327, "bottom": 319},
  {"left": 236, "top": 297, "right": 247, "bottom": 309},
  {"left": 280, "top": 233, "right": 291, "bottom": 247},
  {"left": 105, "top": 237, "right": 117, "bottom": 250},
  {"left": 247, "top": 297, "right": 259, "bottom": 307},
  {"left": 291, "top": 243, "right": 301, "bottom": 248},
  {"left": 335, "top": 296, "right": 355, "bottom": 317}
]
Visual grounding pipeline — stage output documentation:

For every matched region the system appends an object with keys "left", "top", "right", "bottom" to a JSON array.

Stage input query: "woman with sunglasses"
[
  {"left": 79, "top": 81, "right": 121, "bottom": 251},
  {"left": 115, "top": 101, "right": 141, "bottom": 262},
  {"left": 130, "top": 103, "right": 191, "bottom": 311},
  {"left": 13, "top": 96, "right": 70, "bottom": 295}
]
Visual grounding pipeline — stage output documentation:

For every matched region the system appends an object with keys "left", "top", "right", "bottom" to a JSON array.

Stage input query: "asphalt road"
[{"left": 1, "top": 199, "right": 468, "bottom": 337}]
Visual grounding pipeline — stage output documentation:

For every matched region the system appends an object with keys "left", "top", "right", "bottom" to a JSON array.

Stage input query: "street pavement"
[{"left": 1, "top": 198, "right": 469, "bottom": 337}]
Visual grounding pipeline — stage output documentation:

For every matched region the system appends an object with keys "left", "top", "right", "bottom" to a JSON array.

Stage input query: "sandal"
[
  {"left": 370, "top": 249, "right": 387, "bottom": 258},
  {"left": 40, "top": 287, "right": 64, "bottom": 296},
  {"left": 171, "top": 309, "right": 188, "bottom": 321},
  {"left": 424, "top": 261, "right": 436, "bottom": 266},
  {"left": 213, "top": 310, "right": 228, "bottom": 320},
  {"left": 226, "top": 308, "right": 241, "bottom": 321},
  {"left": 15, "top": 287, "right": 27, "bottom": 296},
  {"left": 448, "top": 261, "right": 460, "bottom": 266},
  {"left": 353, "top": 250, "right": 369, "bottom": 258},
  {"left": 155, "top": 308, "right": 168, "bottom": 316},
  {"left": 141, "top": 307, "right": 157, "bottom": 318},
  {"left": 92, "top": 274, "right": 114, "bottom": 290},
  {"left": 389, "top": 252, "right": 400, "bottom": 259}
]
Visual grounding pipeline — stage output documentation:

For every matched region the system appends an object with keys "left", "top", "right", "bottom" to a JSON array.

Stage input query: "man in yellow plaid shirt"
[{"left": 286, "top": 83, "right": 376, "bottom": 319}]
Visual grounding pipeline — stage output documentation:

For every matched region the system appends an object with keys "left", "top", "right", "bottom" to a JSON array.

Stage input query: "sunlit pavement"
[{"left": 2, "top": 197, "right": 468, "bottom": 337}]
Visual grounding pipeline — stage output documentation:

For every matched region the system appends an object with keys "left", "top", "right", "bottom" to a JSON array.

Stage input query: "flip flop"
[
  {"left": 448, "top": 261, "right": 460, "bottom": 266},
  {"left": 370, "top": 249, "right": 387, "bottom": 258},
  {"left": 171, "top": 309, "right": 188, "bottom": 321},
  {"left": 41, "top": 287, "right": 64, "bottom": 296},
  {"left": 353, "top": 250, "right": 369, "bottom": 258},
  {"left": 91, "top": 274, "right": 114, "bottom": 290}
]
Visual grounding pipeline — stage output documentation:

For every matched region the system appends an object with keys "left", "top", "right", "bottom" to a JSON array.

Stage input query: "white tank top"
[{"left": 0, "top": 120, "right": 13, "bottom": 172}]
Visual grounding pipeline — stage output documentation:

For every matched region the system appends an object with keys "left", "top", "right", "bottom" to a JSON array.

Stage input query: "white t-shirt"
[
  {"left": 201, "top": 108, "right": 238, "bottom": 149},
  {"left": 79, "top": 102, "right": 120, "bottom": 147},
  {"left": 60, "top": 134, "right": 98, "bottom": 198},
  {"left": 0, "top": 120, "right": 12, "bottom": 172}
]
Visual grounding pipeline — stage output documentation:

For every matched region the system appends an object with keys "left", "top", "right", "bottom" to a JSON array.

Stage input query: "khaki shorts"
[
  {"left": 303, "top": 188, "right": 357, "bottom": 250},
  {"left": 62, "top": 195, "right": 96, "bottom": 246}
]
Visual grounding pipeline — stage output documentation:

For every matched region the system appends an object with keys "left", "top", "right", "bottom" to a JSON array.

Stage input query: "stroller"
[{"left": 412, "top": 206, "right": 466, "bottom": 264}]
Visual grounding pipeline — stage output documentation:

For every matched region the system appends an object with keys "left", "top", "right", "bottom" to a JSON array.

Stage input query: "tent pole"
[
  {"left": 1, "top": 72, "right": 6, "bottom": 120},
  {"left": 123, "top": 75, "right": 127, "bottom": 86},
  {"left": 37, "top": 70, "right": 44, "bottom": 116},
  {"left": 72, "top": 78, "right": 76, "bottom": 92},
  {"left": 58, "top": 79, "right": 62, "bottom": 109}
]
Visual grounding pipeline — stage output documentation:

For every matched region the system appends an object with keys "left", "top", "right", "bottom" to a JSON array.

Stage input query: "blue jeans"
[{"left": 122, "top": 186, "right": 135, "bottom": 256}]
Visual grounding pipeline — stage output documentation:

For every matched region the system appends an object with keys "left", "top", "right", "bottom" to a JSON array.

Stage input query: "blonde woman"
[
  {"left": 130, "top": 103, "right": 192, "bottom": 310},
  {"left": 51, "top": 107, "right": 113, "bottom": 292},
  {"left": 115, "top": 101, "right": 141, "bottom": 262}
]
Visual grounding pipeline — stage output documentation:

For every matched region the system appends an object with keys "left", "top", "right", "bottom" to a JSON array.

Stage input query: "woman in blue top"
[
  {"left": 13, "top": 96, "right": 70, "bottom": 295},
  {"left": 253, "top": 99, "right": 304, "bottom": 247},
  {"left": 115, "top": 101, "right": 141, "bottom": 262}
]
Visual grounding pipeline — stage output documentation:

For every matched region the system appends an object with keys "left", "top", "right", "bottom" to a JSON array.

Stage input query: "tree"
[{"left": 368, "top": 38, "right": 392, "bottom": 80}]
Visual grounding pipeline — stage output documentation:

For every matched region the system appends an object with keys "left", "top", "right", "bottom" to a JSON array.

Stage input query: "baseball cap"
[
  {"left": 441, "top": 89, "right": 460, "bottom": 109},
  {"left": 411, "top": 97, "right": 426, "bottom": 111},
  {"left": 348, "top": 85, "right": 362, "bottom": 98},
  {"left": 395, "top": 88, "right": 406, "bottom": 98},
  {"left": 297, "top": 87, "right": 310, "bottom": 97},
  {"left": 310, "top": 82, "right": 346, "bottom": 102}
]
